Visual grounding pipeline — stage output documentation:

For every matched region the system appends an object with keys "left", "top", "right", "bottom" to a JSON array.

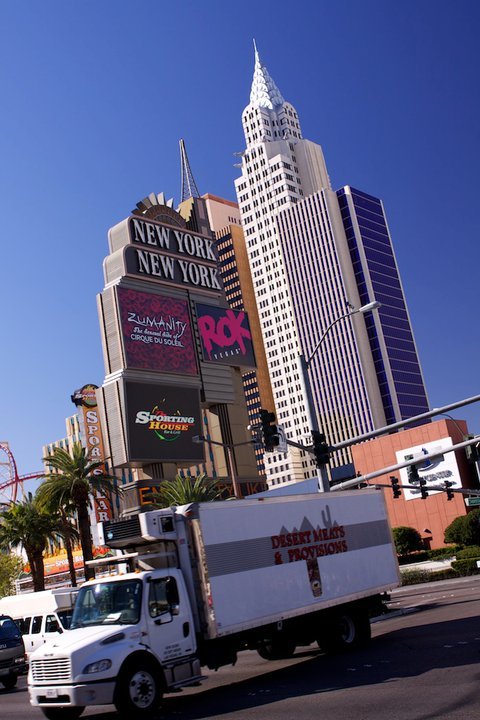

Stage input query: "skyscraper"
[{"left": 234, "top": 45, "right": 429, "bottom": 487}]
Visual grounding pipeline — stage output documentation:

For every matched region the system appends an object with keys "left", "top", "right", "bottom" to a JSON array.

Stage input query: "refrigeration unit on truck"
[{"left": 28, "top": 490, "right": 400, "bottom": 720}]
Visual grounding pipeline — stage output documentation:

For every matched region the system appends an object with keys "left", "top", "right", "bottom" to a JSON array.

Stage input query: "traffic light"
[
  {"left": 419, "top": 478, "right": 429, "bottom": 500},
  {"left": 390, "top": 476, "right": 401, "bottom": 499},
  {"left": 311, "top": 430, "right": 330, "bottom": 467},
  {"left": 260, "top": 409, "right": 279, "bottom": 452},
  {"left": 407, "top": 464, "right": 420, "bottom": 483},
  {"left": 444, "top": 480, "right": 454, "bottom": 501}
]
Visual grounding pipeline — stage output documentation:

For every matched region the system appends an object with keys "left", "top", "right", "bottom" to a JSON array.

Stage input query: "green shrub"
[
  {"left": 397, "top": 551, "right": 429, "bottom": 565},
  {"left": 444, "top": 509, "right": 480, "bottom": 546},
  {"left": 451, "top": 558, "right": 480, "bottom": 575},
  {"left": 400, "top": 569, "right": 431, "bottom": 585},
  {"left": 400, "top": 567, "right": 460, "bottom": 585},
  {"left": 455, "top": 546, "right": 480, "bottom": 560},
  {"left": 392, "top": 526, "right": 423, "bottom": 555},
  {"left": 429, "top": 568, "right": 459, "bottom": 581},
  {"left": 427, "top": 546, "right": 457, "bottom": 560}
]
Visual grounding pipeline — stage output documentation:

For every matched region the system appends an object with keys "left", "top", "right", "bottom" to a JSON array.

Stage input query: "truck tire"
[
  {"left": 40, "top": 708, "right": 85, "bottom": 720},
  {"left": 257, "top": 635, "right": 297, "bottom": 660},
  {"left": 317, "top": 609, "right": 371, "bottom": 654},
  {"left": 114, "top": 660, "right": 163, "bottom": 718},
  {"left": 1, "top": 675, "right": 18, "bottom": 690}
]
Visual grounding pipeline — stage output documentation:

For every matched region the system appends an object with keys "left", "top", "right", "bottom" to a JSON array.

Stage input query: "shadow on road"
[
  {"left": 9, "top": 613, "right": 479, "bottom": 719},
  {"left": 156, "top": 614, "right": 480, "bottom": 719}
]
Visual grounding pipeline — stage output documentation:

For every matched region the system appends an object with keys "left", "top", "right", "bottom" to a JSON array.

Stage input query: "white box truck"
[
  {"left": 0, "top": 587, "right": 78, "bottom": 658},
  {"left": 28, "top": 490, "right": 399, "bottom": 719}
]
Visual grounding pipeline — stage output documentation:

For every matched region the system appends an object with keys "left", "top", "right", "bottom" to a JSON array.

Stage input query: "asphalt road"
[{"left": 3, "top": 576, "right": 480, "bottom": 720}]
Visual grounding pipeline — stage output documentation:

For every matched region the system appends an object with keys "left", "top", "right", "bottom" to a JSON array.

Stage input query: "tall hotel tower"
[{"left": 234, "top": 45, "right": 429, "bottom": 487}]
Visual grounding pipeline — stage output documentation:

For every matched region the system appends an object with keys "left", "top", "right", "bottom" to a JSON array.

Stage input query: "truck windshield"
[
  {"left": 0, "top": 616, "right": 22, "bottom": 640},
  {"left": 70, "top": 580, "right": 142, "bottom": 628}
]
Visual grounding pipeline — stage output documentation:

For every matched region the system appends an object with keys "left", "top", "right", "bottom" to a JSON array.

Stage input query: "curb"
[{"left": 371, "top": 606, "right": 419, "bottom": 623}]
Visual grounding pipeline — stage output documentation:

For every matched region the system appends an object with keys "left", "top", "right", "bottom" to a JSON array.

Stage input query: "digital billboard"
[
  {"left": 196, "top": 303, "right": 256, "bottom": 368},
  {"left": 125, "top": 382, "right": 204, "bottom": 462},
  {"left": 117, "top": 287, "right": 198, "bottom": 375}
]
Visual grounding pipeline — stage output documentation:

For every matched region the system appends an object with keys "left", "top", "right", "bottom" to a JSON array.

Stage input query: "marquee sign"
[
  {"left": 117, "top": 287, "right": 198, "bottom": 375},
  {"left": 125, "top": 381, "right": 204, "bottom": 462},
  {"left": 196, "top": 303, "right": 256, "bottom": 368},
  {"left": 123, "top": 218, "right": 222, "bottom": 293}
]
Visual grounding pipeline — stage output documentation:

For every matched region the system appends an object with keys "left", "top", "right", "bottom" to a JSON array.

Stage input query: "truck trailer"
[{"left": 28, "top": 490, "right": 400, "bottom": 719}]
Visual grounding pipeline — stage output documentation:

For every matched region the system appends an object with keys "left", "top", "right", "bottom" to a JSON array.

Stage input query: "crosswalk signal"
[
  {"left": 311, "top": 430, "right": 330, "bottom": 467},
  {"left": 444, "top": 480, "right": 454, "bottom": 501},
  {"left": 390, "top": 475, "right": 402, "bottom": 499},
  {"left": 260, "top": 409, "right": 279, "bottom": 452}
]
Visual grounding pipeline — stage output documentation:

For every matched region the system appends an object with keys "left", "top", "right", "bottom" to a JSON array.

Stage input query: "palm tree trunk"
[
  {"left": 30, "top": 549, "right": 46, "bottom": 592},
  {"left": 65, "top": 533, "right": 77, "bottom": 587},
  {"left": 77, "top": 500, "right": 95, "bottom": 581}
]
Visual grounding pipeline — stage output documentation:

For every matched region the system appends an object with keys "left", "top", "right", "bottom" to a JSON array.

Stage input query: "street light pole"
[
  {"left": 192, "top": 435, "right": 255, "bottom": 500},
  {"left": 298, "top": 300, "right": 381, "bottom": 493}
]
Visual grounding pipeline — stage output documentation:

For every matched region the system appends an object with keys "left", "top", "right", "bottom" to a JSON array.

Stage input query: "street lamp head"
[{"left": 358, "top": 300, "right": 381, "bottom": 314}]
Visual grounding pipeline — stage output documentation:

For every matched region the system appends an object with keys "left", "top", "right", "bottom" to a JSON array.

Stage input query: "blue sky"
[{"left": 1, "top": 0, "right": 479, "bottom": 487}]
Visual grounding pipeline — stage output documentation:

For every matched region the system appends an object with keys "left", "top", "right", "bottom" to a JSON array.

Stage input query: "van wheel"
[
  {"left": 41, "top": 708, "right": 85, "bottom": 720},
  {"left": 1, "top": 675, "right": 17, "bottom": 690},
  {"left": 317, "top": 609, "right": 371, "bottom": 653},
  {"left": 114, "top": 661, "right": 162, "bottom": 718}
]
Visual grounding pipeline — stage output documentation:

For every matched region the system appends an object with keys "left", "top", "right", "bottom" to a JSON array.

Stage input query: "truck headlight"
[{"left": 83, "top": 659, "right": 112, "bottom": 674}]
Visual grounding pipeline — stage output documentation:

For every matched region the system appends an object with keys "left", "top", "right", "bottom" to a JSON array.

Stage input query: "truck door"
[{"left": 146, "top": 575, "right": 195, "bottom": 662}]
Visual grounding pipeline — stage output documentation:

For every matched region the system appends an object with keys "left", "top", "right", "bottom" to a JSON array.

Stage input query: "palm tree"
[
  {"left": 36, "top": 492, "right": 80, "bottom": 587},
  {"left": 148, "top": 473, "right": 223, "bottom": 508},
  {"left": 0, "top": 493, "right": 64, "bottom": 592},
  {"left": 39, "top": 443, "right": 120, "bottom": 581}
]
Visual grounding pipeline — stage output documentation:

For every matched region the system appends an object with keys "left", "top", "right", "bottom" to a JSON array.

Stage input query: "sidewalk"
[{"left": 399, "top": 558, "right": 454, "bottom": 573}]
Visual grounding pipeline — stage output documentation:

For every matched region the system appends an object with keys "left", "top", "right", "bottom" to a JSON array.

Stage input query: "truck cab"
[{"left": 28, "top": 567, "right": 200, "bottom": 719}]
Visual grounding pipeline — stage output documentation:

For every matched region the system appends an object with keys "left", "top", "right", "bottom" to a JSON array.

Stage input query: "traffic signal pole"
[{"left": 298, "top": 353, "right": 331, "bottom": 493}]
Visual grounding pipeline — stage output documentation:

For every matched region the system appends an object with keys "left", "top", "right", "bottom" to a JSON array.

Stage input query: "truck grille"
[{"left": 31, "top": 658, "right": 71, "bottom": 683}]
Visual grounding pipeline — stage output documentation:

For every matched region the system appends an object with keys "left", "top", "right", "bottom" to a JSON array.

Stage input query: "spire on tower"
[
  {"left": 179, "top": 138, "right": 200, "bottom": 202},
  {"left": 249, "top": 41, "right": 285, "bottom": 110}
]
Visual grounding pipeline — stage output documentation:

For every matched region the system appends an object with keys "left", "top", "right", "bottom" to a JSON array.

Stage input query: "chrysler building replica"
[{"left": 234, "top": 44, "right": 429, "bottom": 487}]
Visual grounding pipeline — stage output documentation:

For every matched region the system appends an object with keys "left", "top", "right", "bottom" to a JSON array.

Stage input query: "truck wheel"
[
  {"left": 114, "top": 661, "right": 162, "bottom": 718},
  {"left": 257, "top": 636, "right": 297, "bottom": 660},
  {"left": 1, "top": 675, "right": 18, "bottom": 690},
  {"left": 318, "top": 609, "right": 371, "bottom": 653},
  {"left": 41, "top": 708, "right": 85, "bottom": 720}
]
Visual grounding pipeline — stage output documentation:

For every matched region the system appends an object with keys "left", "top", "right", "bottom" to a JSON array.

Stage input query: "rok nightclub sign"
[
  {"left": 125, "top": 382, "right": 204, "bottom": 462},
  {"left": 196, "top": 303, "right": 256, "bottom": 368},
  {"left": 117, "top": 287, "right": 198, "bottom": 375},
  {"left": 123, "top": 218, "right": 222, "bottom": 293}
]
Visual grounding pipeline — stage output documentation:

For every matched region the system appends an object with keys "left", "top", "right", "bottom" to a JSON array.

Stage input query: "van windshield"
[
  {"left": 0, "top": 616, "right": 22, "bottom": 640},
  {"left": 70, "top": 580, "right": 142, "bottom": 628},
  {"left": 58, "top": 610, "right": 73, "bottom": 629}
]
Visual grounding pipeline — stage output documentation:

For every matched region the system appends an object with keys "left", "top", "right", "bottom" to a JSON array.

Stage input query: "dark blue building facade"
[{"left": 337, "top": 186, "right": 429, "bottom": 424}]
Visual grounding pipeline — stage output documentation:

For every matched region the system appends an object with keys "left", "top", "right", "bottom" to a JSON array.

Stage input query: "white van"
[{"left": 0, "top": 588, "right": 78, "bottom": 657}]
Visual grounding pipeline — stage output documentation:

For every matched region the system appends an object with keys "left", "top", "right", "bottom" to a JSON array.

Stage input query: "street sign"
[
  {"left": 276, "top": 425, "right": 288, "bottom": 454},
  {"left": 465, "top": 496, "right": 480, "bottom": 507}
]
